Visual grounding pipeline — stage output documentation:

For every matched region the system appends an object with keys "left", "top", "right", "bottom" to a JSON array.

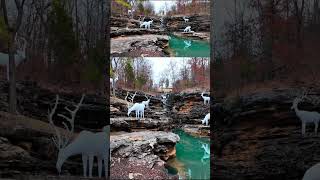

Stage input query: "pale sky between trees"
[{"left": 146, "top": 57, "right": 191, "bottom": 87}]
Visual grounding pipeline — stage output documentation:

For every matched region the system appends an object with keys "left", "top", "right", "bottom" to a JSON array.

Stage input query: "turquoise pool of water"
[
  {"left": 167, "top": 129, "right": 210, "bottom": 179},
  {"left": 168, "top": 35, "right": 210, "bottom": 57}
]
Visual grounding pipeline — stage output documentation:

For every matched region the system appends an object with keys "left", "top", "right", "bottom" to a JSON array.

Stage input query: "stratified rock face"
[
  {"left": 110, "top": 131, "right": 180, "bottom": 179},
  {"left": 110, "top": 131, "right": 179, "bottom": 160},
  {"left": 213, "top": 88, "right": 320, "bottom": 180},
  {"left": 169, "top": 92, "right": 210, "bottom": 124},
  {"left": 0, "top": 81, "right": 108, "bottom": 131},
  {"left": 110, "top": 89, "right": 211, "bottom": 132},
  {"left": 166, "top": 15, "right": 210, "bottom": 32}
]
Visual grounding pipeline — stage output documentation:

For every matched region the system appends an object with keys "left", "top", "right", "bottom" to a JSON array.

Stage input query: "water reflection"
[{"left": 167, "top": 129, "right": 210, "bottom": 179}]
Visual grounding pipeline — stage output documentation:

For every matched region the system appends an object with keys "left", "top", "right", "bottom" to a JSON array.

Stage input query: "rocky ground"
[
  {"left": 111, "top": 34, "right": 169, "bottom": 57},
  {"left": 213, "top": 88, "right": 320, "bottom": 180},
  {"left": 110, "top": 89, "right": 211, "bottom": 179},
  {"left": 173, "top": 32, "right": 210, "bottom": 42},
  {"left": 110, "top": 131, "right": 180, "bottom": 179}
]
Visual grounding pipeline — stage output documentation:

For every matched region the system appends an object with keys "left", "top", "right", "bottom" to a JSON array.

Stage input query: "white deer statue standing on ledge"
[
  {"left": 48, "top": 94, "right": 109, "bottom": 178},
  {"left": 202, "top": 113, "right": 210, "bottom": 126},
  {"left": 142, "top": 94, "right": 150, "bottom": 109},
  {"left": 126, "top": 91, "right": 146, "bottom": 119},
  {"left": 291, "top": 91, "right": 320, "bottom": 135},
  {"left": 183, "top": 26, "right": 192, "bottom": 32},
  {"left": 183, "top": 16, "right": 189, "bottom": 23},
  {"left": 140, "top": 19, "right": 153, "bottom": 29},
  {"left": 201, "top": 92, "right": 210, "bottom": 105}
]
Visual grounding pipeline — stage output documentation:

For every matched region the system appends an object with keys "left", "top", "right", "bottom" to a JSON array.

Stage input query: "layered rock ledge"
[
  {"left": 110, "top": 131, "right": 180, "bottom": 179},
  {"left": 213, "top": 88, "right": 320, "bottom": 180},
  {"left": 111, "top": 34, "right": 169, "bottom": 57}
]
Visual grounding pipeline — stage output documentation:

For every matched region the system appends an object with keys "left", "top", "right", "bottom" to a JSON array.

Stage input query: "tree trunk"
[{"left": 8, "top": 33, "right": 16, "bottom": 114}]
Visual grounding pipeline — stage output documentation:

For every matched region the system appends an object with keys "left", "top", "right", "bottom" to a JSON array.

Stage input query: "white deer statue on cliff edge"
[
  {"left": 183, "top": 26, "right": 192, "bottom": 33},
  {"left": 201, "top": 92, "right": 210, "bottom": 105},
  {"left": 291, "top": 90, "right": 320, "bottom": 136},
  {"left": 48, "top": 94, "right": 109, "bottom": 178},
  {"left": 140, "top": 19, "right": 153, "bottom": 29},
  {"left": 201, "top": 113, "right": 210, "bottom": 126},
  {"left": 142, "top": 94, "right": 150, "bottom": 109},
  {"left": 126, "top": 91, "right": 146, "bottom": 119},
  {"left": 183, "top": 16, "right": 189, "bottom": 23}
]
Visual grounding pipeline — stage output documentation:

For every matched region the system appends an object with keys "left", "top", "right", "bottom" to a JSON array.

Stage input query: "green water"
[
  {"left": 168, "top": 35, "right": 210, "bottom": 57},
  {"left": 167, "top": 129, "right": 210, "bottom": 180}
]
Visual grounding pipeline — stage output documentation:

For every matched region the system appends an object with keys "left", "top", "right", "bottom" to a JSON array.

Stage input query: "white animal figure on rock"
[
  {"left": 0, "top": 37, "right": 27, "bottom": 80},
  {"left": 303, "top": 163, "right": 320, "bottom": 180},
  {"left": 48, "top": 94, "right": 110, "bottom": 178},
  {"left": 183, "top": 26, "right": 191, "bottom": 32},
  {"left": 183, "top": 16, "right": 189, "bottom": 23},
  {"left": 57, "top": 127, "right": 110, "bottom": 178},
  {"left": 126, "top": 91, "right": 145, "bottom": 119},
  {"left": 128, "top": 9, "right": 132, "bottom": 16},
  {"left": 201, "top": 92, "right": 210, "bottom": 105},
  {"left": 142, "top": 94, "right": 150, "bottom": 109},
  {"left": 140, "top": 19, "right": 153, "bottom": 29},
  {"left": 291, "top": 95, "right": 320, "bottom": 135},
  {"left": 127, "top": 103, "right": 145, "bottom": 119},
  {"left": 201, "top": 113, "right": 210, "bottom": 126}
]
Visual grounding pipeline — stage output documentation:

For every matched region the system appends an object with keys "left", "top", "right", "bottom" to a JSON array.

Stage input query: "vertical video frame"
[
  {"left": 0, "top": 0, "right": 110, "bottom": 179},
  {"left": 110, "top": 0, "right": 211, "bottom": 179}
]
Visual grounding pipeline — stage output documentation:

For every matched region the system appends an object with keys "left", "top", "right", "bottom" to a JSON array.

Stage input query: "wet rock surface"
[{"left": 213, "top": 88, "right": 320, "bottom": 180}]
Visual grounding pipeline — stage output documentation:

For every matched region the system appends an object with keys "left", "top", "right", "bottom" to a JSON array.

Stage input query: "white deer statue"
[
  {"left": 201, "top": 113, "right": 210, "bottom": 126},
  {"left": 303, "top": 163, "right": 320, "bottom": 180},
  {"left": 142, "top": 94, "right": 150, "bottom": 109},
  {"left": 48, "top": 94, "right": 109, "bottom": 178},
  {"left": 128, "top": 9, "right": 132, "bottom": 16},
  {"left": 0, "top": 37, "right": 27, "bottom": 80},
  {"left": 183, "top": 16, "right": 189, "bottom": 23},
  {"left": 126, "top": 91, "right": 145, "bottom": 120},
  {"left": 183, "top": 26, "right": 192, "bottom": 33},
  {"left": 140, "top": 19, "right": 153, "bottom": 29},
  {"left": 201, "top": 92, "right": 210, "bottom": 105},
  {"left": 291, "top": 91, "right": 320, "bottom": 135}
]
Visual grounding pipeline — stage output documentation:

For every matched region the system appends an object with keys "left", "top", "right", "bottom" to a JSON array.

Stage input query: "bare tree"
[{"left": 1, "top": 0, "right": 26, "bottom": 114}]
